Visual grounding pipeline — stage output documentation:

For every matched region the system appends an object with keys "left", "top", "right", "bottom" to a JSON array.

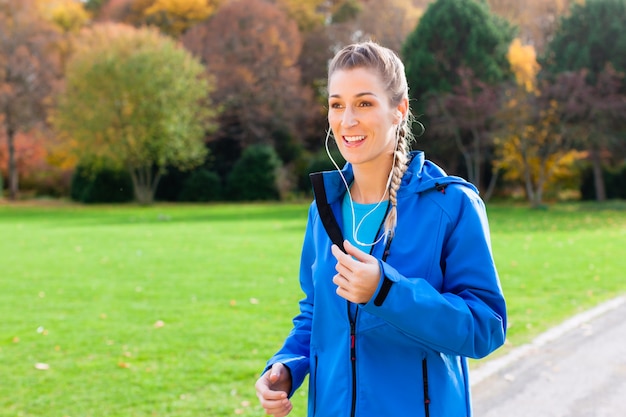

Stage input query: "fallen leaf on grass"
[
  {"left": 117, "top": 362, "right": 131, "bottom": 369},
  {"left": 154, "top": 320, "right": 165, "bottom": 328},
  {"left": 35, "top": 363, "right": 50, "bottom": 370}
]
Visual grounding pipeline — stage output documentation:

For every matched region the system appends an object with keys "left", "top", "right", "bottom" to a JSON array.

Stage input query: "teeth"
[{"left": 344, "top": 135, "right": 365, "bottom": 142}]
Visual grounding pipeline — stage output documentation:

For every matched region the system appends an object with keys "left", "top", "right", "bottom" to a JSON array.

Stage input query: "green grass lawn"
[{"left": 1, "top": 200, "right": 625, "bottom": 417}]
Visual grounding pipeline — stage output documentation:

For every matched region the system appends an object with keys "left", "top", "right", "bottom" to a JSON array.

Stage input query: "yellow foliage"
[
  {"left": 144, "top": 0, "right": 217, "bottom": 36},
  {"left": 507, "top": 38, "right": 540, "bottom": 93},
  {"left": 36, "top": 0, "right": 90, "bottom": 33},
  {"left": 274, "top": 0, "right": 326, "bottom": 31},
  {"left": 495, "top": 98, "right": 585, "bottom": 197}
]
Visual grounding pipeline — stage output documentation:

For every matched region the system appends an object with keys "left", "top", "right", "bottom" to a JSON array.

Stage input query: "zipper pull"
[{"left": 350, "top": 321, "right": 356, "bottom": 361}]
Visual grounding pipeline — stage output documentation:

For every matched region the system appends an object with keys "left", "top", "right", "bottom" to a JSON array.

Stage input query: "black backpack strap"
[{"left": 310, "top": 172, "right": 345, "bottom": 253}]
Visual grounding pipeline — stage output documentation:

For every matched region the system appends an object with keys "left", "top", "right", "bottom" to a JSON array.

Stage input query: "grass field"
[{"left": 1, "top": 200, "right": 625, "bottom": 417}]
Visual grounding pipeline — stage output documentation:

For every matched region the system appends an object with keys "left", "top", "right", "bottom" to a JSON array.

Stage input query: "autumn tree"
[
  {"left": 548, "top": 66, "right": 625, "bottom": 201},
  {"left": 542, "top": 0, "right": 626, "bottom": 201},
  {"left": 53, "top": 23, "right": 216, "bottom": 204},
  {"left": 494, "top": 40, "right": 584, "bottom": 207},
  {"left": 182, "top": 0, "right": 313, "bottom": 164},
  {"left": 273, "top": 0, "right": 326, "bottom": 32},
  {"left": 426, "top": 68, "right": 502, "bottom": 199},
  {"left": 402, "top": 0, "right": 514, "bottom": 190},
  {"left": 486, "top": 0, "right": 576, "bottom": 54},
  {"left": 354, "top": 0, "right": 422, "bottom": 53},
  {"left": 0, "top": 0, "right": 61, "bottom": 200},
  {"left": 36, "top": 0, "right": 91, "bottom": 33},
  {"left": 96, "top": 0, "right": 218, "bottom": 37},
  {"left": 143, "top": 0, "right": 218, "bottom": 37}
]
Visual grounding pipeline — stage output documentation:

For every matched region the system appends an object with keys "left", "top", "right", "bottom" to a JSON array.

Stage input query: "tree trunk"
[
  {"left": 483, "top": 166, "right": 499, "bottom": 202},
  {"left": 589, "top": 148, "right": 606, "bottom": 202},
  {"left": 524, "top": 172, "right": 536, "bottom": 208},
  {"left": 6, "top": 125, "right": 18, "bottom": 200},
  {"left": 129, "top": 166, "right": 155, "bottom": 205}
]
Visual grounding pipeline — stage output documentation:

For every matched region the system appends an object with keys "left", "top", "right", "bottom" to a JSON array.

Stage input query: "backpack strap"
[{"left": 310, "top": 172, "right": 345, "bottom": 253}]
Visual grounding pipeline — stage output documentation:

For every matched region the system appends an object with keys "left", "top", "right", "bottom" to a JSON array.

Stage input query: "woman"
[{"left": 255, "top": 41, "right": 506, "bottom": 417}]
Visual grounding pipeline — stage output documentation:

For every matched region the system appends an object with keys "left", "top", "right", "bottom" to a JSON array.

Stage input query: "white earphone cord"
[{"left": 324, "top": 129, "right": 395, "bottom": 247}]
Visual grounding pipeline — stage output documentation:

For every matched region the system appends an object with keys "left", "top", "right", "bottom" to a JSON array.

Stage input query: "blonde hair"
[{"left": 328, "top": 41, "right": 416, "bottom": 241}]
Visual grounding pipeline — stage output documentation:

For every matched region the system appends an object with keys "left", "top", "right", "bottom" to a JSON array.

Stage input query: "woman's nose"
[{"left": 341, "top": 107, "right": 358, "bottom": 127}]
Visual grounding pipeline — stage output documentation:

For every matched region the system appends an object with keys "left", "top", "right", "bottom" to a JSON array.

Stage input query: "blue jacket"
[{"left": 266, "top": 151, "right": 506, "bottom": 417}]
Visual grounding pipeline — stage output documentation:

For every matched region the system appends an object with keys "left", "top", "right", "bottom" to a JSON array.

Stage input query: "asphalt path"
[{"left": 470, "top": 296, "right": 626, "bottom": 417}]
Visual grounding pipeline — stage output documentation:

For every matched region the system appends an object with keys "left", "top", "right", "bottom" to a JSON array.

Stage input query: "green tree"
[
  {"left": 542, "top": 0, "right": 626, "bottom": 82},
  {"left": 403, "top": 0, "right": 513, "bottom": 105},
  {"left": 54, "top": 23, "right": 216, "bottom": 204},
  {"left": 402, "top": 0, "right": 514, "bottom": 190},
  {"left": 542, "top": 0, "right": 626, "bottom": 201}
]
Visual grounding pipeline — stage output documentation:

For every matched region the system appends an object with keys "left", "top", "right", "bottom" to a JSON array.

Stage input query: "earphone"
[{"left": 324, "top": 128, "right": 396, "bottom": 247}]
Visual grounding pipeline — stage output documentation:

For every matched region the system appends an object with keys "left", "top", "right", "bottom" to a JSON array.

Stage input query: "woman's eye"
[
  {"left": 330, "top": 102, "right": 344, "bottom": 109},
  {"left": 358, "top": 101, "right": 372, "bottom": 107}
]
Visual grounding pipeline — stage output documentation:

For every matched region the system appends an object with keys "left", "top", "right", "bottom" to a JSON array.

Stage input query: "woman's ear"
[{"left": 394, "top": 97, "right": 409, "bottom": 124}]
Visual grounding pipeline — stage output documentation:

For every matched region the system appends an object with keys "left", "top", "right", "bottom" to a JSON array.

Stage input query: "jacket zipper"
[
  {"left": 349, "top": 309, "right": 357, "bottom": 417},
  {"left": 348, "top": 205, "right": 390, "bottom": 417},
  {"left": 422, "top": 358, "right": 431, "bottom": 417}
]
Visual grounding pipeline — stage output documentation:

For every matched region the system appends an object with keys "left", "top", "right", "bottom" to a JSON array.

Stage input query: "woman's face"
[{"left": 328, "top": 67, "right": 406, "bottom": 171}]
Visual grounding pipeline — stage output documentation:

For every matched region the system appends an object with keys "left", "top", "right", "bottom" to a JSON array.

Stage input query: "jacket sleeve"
[
  {"left": 264, "top": 205, "right": 316, "bottom": 396},
  {"left": 361, "top": 190, "right": 506, "bottom": 359}
]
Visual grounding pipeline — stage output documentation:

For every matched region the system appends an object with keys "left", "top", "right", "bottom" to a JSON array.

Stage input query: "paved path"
[{"left": 470, "top": 296, "right": 626, "bottom": 417}]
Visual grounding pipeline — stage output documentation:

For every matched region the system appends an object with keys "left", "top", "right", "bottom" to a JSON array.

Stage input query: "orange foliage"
[{"left": 0, "top": 129, "right": 73, "bottom": 195}]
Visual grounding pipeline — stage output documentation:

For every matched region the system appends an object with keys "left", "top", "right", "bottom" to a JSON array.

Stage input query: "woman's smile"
[{"left": 343, "top": 135, "right": 366, "bottom": 143}]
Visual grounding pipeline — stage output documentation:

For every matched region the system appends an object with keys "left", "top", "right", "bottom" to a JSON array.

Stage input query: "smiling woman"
[
  {"left": 327, "top": 67, "right": 404, "bottom": 192},
  {"left": 255, "top": 41, "right": 507, "bottom": 417}
]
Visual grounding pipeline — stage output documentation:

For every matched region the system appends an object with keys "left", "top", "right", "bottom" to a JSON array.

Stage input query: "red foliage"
[{"left": 0, "top": 130, "right": 72, "bottom": 196}]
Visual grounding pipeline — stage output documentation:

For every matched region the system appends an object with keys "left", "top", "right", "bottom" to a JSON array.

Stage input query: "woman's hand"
[
  {"left": 255, "top": 363, "right": 293, "bottom": 417},
  {"left": 331, "top": 240, "right": 382, "bottom": 304}
]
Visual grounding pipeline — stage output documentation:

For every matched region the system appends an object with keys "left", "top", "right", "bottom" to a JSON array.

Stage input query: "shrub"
[
  {"left": 226, "top": 144, "right": 281, "bottom": 201},
  {"left": 296, "top": 148, "right": 346, "bottom": 193},
  {"left": 155, "top": 167, "right": 190, "bottom": 202},
  {"left": 179, "top": 169, "right": 221, "bottom": 202},
  {"left": 70, "top": 165, "right": 134, "bottom": 203}
]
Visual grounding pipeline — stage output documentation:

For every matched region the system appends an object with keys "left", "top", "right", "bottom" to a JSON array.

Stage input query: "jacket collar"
[{"left": 317, "top": 151, "right": 478, "bottom": 204}]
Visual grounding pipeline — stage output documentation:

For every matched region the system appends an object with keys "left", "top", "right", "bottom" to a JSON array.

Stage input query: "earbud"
[{"left": 394, "top": 111, "right": 403, "bottom": 124}]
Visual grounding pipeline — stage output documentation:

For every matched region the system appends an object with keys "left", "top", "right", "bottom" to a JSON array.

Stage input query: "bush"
[
  {"left": 178, "top": 169, "right": 222, "bottom": 202},
  {"left": 226, "top": 144, "right": 281, "bottom": 201},
  {"left": 296, "top": 148, "right": 346, "bottom": 193},
  {"left": 155, "top": 167, "right": 190, "bottom": 202},
  {"left": 71, "top": 165, "right": 134, "bottom": 203}
]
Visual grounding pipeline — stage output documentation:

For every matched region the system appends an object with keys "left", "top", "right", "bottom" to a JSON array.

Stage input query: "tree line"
[{"left": 1, "top": 0, "right": 625, "bottom": 206}]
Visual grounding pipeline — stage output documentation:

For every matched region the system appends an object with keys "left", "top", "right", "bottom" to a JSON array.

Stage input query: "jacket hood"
[{"left": 317, "top": 151, "right": 478, "bottom": 204}]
